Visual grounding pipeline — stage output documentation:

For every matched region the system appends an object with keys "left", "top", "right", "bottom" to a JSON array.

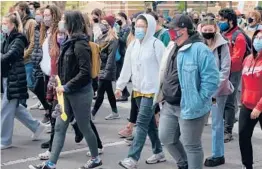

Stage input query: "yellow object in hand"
[{"left": 55, "top": 75, "right": 68, "bottom": 122}]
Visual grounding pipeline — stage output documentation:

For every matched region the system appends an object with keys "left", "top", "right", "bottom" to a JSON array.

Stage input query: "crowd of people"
[{"left": 1, "top": 1, "right": 262, "bottom": 169}]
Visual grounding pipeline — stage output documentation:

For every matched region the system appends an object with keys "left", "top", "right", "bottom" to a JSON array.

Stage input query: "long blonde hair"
[
  {"left": 105, "top": 27, "right": 118, "bottom": 42},
  {"left": 4, "top": 11, "right": 23, "bottom": 33}
]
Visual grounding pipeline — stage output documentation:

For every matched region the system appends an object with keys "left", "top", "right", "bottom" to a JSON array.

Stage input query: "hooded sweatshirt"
[
  {"left": 116, "top": 14, "right": 165, "bottom": 94},
  {"left": 162, "top": 33, "right": 203, "bottom": 105}
]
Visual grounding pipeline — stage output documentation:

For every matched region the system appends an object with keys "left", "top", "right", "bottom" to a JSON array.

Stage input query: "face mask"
[
  {"left": 218, "top": 21, "right": 229, "bottom": 32},
  {"left": 93, "top": 18, "right": 99, "bottom": 23},
  {"left": 174, "top": 29, "right": 183, "bottom": 41},
  {"left": 202, "top": 32, "right": 216, "bottom": 40},
  {"left": 253, "top": 38, "right": 262, "bottom": 52},
  {"left": 30, "top": 10, "right": 35, "bottom": 17},
  {"left": 135, "top": 27, "right": 145, "bottom": 40},
  {"left": 193, "top": 19, "right": 199, "bottom": 24},
  {"left": 58, "top": 21, "right": 66, "bottom": 32},
  {"left": 35, "top": 15, "right": 43, "bottom": 23},
  {"left": 1, "top": 25, "right": 9, "bottom": 34},
  {"left": 248, "top": 18, "right": 254, "bottom": 24},
  {"left": 100, "top": 24, "right": 109, "bottom": 34},
  {"left": 116, "top": 20, "right": 122, "bottom": 26},
  {"left": 57, "top": 34, "right": 66, "bottom": 45},
  {"left": 44, "top": 16, "right": 52, "bottom": 27}
]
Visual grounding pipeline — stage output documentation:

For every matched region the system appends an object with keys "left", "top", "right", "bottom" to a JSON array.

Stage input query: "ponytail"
[{"left": 4, "top": 11, "right": 23, "bottom": 33}]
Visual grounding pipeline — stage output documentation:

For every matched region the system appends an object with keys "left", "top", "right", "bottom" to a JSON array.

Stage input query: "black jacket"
[
  {"left": 58, "top": 34, "right": 92, "bottom": 92},
  {"left": 1, "top": 30, "right": 29, "bottom": 100},
  {"left": 31, "top": 25, "right": 43, "bottom": 79},
  {"left": 118, "top": 25, "right": 130, "bottom": 57},
  {"left": 99, "top": 38, "right": 118, "bottom": 81}
]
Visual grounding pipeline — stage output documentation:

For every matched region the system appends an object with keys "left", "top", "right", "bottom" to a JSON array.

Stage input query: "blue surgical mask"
[
  {"left": 1, "top": 25, "right": 9, "bottom": 34},
  {"left": 218, "top": 21, "right": 229, "bottom": 32},
  {"left": 30, "top": 10, "right": 35, "bottom": 17},
  {"left": 253, "top": 38, "right": 262, "bottom": 52},
  {"left": 135, "top": 27, "right": 145, "bottom": 40}
]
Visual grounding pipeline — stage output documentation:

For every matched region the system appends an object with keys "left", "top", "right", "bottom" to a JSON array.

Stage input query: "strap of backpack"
[
  {"left": 231, "top": 30, "right": 241, "bottom": 46},
  {"left": 217, "top": 45, "right": 222, "bottom": 71}
]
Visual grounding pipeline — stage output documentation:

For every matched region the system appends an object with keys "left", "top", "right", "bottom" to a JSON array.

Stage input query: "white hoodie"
[{"left": 116, "top": 14, "right": 165, "bottom": 94}]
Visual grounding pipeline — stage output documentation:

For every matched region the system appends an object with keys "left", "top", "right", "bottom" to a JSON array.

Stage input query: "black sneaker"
[
  {"left": 79, "top": 158, "right": 102, "bottom": 169},
  {"left": 224, "top": 132, "right": 233, "bottom": 143},
  {"left": 204, "top": 156, "right": 225, "bottom": 167},
  {"left": 72, "top": 123, "right": 83, "bottom": 143},
  {"left": 178, "top": 165, "right": 188, "bottom": 169},
  {"left": 41, "top": 140, "right": 50, "bottom": 149},
  {"left": 29, "top": 162, "right": 55, "bottom": 169}
]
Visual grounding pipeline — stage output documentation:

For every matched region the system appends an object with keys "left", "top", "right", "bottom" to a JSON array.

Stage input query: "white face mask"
[{"left": 1, "top": 25, "right": 9, "bottom": 34}]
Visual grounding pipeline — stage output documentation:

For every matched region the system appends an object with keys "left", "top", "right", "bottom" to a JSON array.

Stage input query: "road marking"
[{"left": 1, "top": 141, "right": 126, "bottom": 166}]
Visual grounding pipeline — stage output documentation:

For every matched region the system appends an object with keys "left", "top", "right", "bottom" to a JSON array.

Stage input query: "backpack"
[
  {"left": 89, "top": 42, "right": 101, "bottom": 78},
  {"left": 157, "top": 28, "right": 168, "bottom": 39},
  {"left": 231, "top": 28, "right": 252, "bottom": 60}
]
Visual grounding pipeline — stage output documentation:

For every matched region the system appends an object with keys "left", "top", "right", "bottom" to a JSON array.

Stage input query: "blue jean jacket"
[{"left": 177, "top": 42, "right": 219, "bottom": 119}]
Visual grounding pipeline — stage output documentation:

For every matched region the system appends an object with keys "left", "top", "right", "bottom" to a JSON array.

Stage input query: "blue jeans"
[
  {"left": 211, "top": 96, "right": 227, "bottom": 158},
  {"left": 128, "top": 97, "right": 163, "bottom": 161},
  {"left": 224, "top": 71, "right": 241, "bottom": 133},
  {"left": 25, "top": 62, "right": 34, "bottom": 89},
  {"left": 159, "top": 102, "right": 207, "bottom": 169},
  {"left": 1, "top": 78, "right": 39, "bottom": 146}
]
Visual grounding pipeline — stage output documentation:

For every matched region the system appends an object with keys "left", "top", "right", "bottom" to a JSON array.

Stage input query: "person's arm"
[
  {"left": 255, "top": 97, "right": 262, "bottom": 112},
  {"left": 104, "top": 40, "right": 118, "bottom": 79},
  {"left": 231, "top": 33, "right": 246, "bottom": 71},
  {"left": 118, "top": 28, "right": 130, "bottom": 44},
  {"left": 198, "top": 48, "right": 220, "bottom": 102},
  {"left": 1, "top": 38, "right": 26, "bottom": 64},
  {"left": 24, "top": 20, "right": 36, "bottom": 60},
  {"left": 64, "top": 41, "right": 91, "bottom": 91},
  {"left": 116, "top": 40, "right": 134, "bottom": 91}
]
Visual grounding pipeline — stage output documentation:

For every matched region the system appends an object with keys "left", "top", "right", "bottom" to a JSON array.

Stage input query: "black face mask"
[
  {"left": 116, "top": 20, "right": 122, "bottom": 26},
  {"left": 100, "top": 24, "right": 109, "bottom": 34},
  {"left": 131, "top": 22, "right": 135, "bottom": 34},
  {"left": 248, "top": 18, "right": 254, "bottom": 24},
  {"left": 193, "top": 18, "right": 199, "bottom": 24},
  {"left": 202, "top": 32, "right": 216, "bottom": 40},
  {"left": 93, "top": 18, "right": 99, "bottom": 23}
]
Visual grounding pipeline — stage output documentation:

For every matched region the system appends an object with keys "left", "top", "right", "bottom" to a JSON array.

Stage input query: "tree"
[
  {"left": 178, "top": 1, "right": 186, "bottom": 12},
  {"left": 53, "top": 1, "right": 67, "bottom": 11}
]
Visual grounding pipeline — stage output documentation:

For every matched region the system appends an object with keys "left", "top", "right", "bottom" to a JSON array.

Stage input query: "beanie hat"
[
  {"left": 118, "top": 12, "right": 127, "bottom": 21},
  {"left": 103, "top": 15, "right": 115, "bottom": 28}
]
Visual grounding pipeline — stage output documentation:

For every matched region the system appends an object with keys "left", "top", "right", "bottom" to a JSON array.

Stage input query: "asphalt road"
[{"left": 1, "top": 86, "right": 262, "bottom": 169}]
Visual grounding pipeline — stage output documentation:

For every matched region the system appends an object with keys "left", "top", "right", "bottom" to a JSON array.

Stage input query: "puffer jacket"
[
  {"left": 31, "top": 25, "right": 43, "bottom": 79},
  {"left": 1, "top": 30, "right": 29, "bottom": 100},
  {"left": 96, "top": 34, "right": 118, "bottom": 81}
]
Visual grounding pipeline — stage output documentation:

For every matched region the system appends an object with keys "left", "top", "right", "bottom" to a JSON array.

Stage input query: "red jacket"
[
  {"left": 224, "top": 27, "right": 246, "bottom": 72},
  {"left": 241, "top": 53, "right": 262, "bottom": 111}
]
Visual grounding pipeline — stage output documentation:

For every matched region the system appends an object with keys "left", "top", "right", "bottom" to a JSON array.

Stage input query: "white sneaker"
[
  {"left": 32, "top": 122, "right": 46, "bottom": 141},
  {"left": 29, "top": 101, "right": 41, "bottom": 110},
  {"left": 119, "top": 158, "right": 138, "bottom": 169},
  {"left": 39, "top": 104, "right": 44, "bottom": 110},
  {"left": 86, "top": 148, "right": 104, "bottom": 157},
  {"left": 105, "top": 113, "right": 120, "bottom": 120},
  {"left": 146, "top": 152, "right": 166, "bottom": 164},
  {"left": 38, "top": 150, "right": 51, "bottom": 160},
  {"left": 32, "top": 95, "right": 37, "bottom": 99},
  {"left": 46, "top": 123, "right": 51, "bottom": 133},
  {"left": 91, "top": 114, "right": 95, "bottom": 121},
  {"left": 1, "top": 144, "right": 11, "bottom": 150}
]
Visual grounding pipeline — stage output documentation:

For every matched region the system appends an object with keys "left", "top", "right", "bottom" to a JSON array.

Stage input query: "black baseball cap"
[{"left": 168, "top": 14, "right": 194, "bottom": 30}]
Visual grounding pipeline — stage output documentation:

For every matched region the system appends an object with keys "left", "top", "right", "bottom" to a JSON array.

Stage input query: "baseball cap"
[{"left": 168, "top": 14, "right": 194, "bottom": 30}]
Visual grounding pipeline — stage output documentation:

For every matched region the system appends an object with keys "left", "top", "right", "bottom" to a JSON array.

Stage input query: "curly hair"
[
  {"left": 219, "top": 8, "right": 237, "bottom": 27},
  {"left": 249, "top": 10, "right": 261, "bottom": 23}
]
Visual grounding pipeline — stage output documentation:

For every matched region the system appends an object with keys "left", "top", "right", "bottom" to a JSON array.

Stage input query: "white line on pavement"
[{"left": 1, "top": 141, "right": 126, "bottom": 166}]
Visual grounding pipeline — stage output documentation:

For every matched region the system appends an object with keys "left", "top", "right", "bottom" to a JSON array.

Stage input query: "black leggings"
[
  {"left": 92, "top": 77, "right": 98, "bottom": 94},
  {"left": 239, "top": 105, "right": 262, "bottom": 169},
  {"left": 92, "top": 79, "right": 117, "bottom": 115},
  {"left": 128, "top": 91, "right": 160, "bottom": 124},
  {"left": 32, "top": 76, "right": 51, "bottom": 110}
]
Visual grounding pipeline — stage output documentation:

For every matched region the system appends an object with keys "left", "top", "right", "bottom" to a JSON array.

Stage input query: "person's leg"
[
  {"left": 104, "top": 80, "right": 118, "bottom": 114},
  {"left": 122, "top": 87, "right": 130, "bottom": 98},
  {"left": 90, "top": 120, "right": 103, "bottom": 149},
  {"left": 25, "top": 62, "right": 34, "bottom": 89},
  {"left": 92, "top": 77, "right": 98, "bottom": 94},
  {"left": 1, "top": 78, "right": 17, "bottom": 146},
  {"left": 33, "top": 77, "right": 51, "bottom": 110},
  {"left": 239, "top": 105, "right": 258, "bottom": 169},
  {"left": 159, "top": 103, "right": 188, "bottom": 168},
  {"left": 129, "top": 92, "right": 139, "bottom": 124},
  {"left": 224, "top": 71, "right": 241, "bottom": 140},
  {"left": 68, "top": 84, "right": 99, "bottom": 158},
  {"left": 127, "top": 97, "right": 156, "bottom": 161},
  {"left": 179, "top": 114, "right": 208, "bottom": 169},
  {"left": 92, "top": 79, "right": 106, "bottom": 116},
  {"left": 49, "top": 96, "right": 73, "bottom": 164}
]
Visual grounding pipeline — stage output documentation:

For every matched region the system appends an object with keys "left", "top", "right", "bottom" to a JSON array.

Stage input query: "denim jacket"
[{"left": 154, "top": 40, "right": 219, "bottom": 119}]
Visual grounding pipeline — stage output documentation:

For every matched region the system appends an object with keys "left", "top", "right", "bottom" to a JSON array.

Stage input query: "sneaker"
[
  {"left": 29, "top": 162, "right": 55, "bottom": 169},
  {"left": 91, "top": 114, "right": 95, "bottom": 121},
  {"left": 32, "top": 95, "right": 38, "bottom": 99},
  {"left": 39, "top": 104, "right": 44, "bottom": 110},
  {"left": 32, "top": 122, "right": 46, "bottom": 141},
  {"left": 1, "top": 144, "right": 11, "bottom": 150},
  {"left": 204, "top": 156, "right": 225, "bottom": 167},
  {"left": 105, "top": 113, "right": 120, "bottom": 120},
  {"left": 42, "top": 115, "right": 50, "bottom": 124},
  {"left": 224, "top": 132, "right": 233, "bottom": 143},
  {"left": 119, "top": 158, "right": 138, "bottom": 169},
  {"left": 146, "top": 152, "right": 166, "bottom": 164},
  {"left": 118, "top": 127, "right": 133, "bottom": 138},
  {"left": 39, "top": 151, "right": 51, "bottom": 160},
  {"left": 124, "top": 137, "right": 133, "bottom": 146},
  {"left": 29, "top": 101, "right": 41, "bottom": 110},
  {"left": 178, "top": 165, "right": 188, "bottom": 169},
  {"left": 46, "top": 123, "right": 51, "bottom": 133},
  {"left": 72, "top": 123, "right": 84, "bottom": 143},
  {"left": 41, "top": 140, "right": 50, "bottom": 149},
  {"left": 86, "top": 148, "right": 104, "bottom": 157},
  {"left": 79, "top": 158, "right": 102, "bottom": 169}
]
